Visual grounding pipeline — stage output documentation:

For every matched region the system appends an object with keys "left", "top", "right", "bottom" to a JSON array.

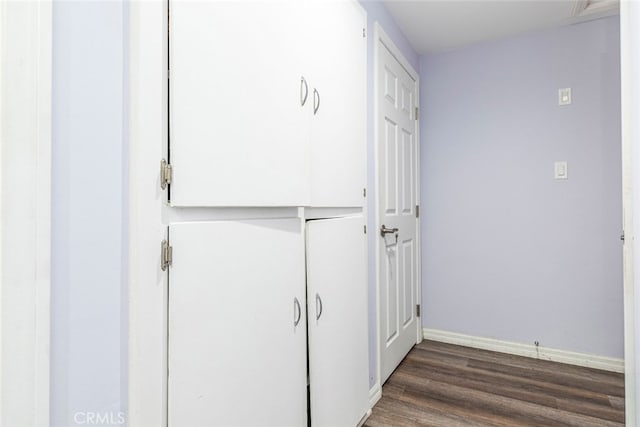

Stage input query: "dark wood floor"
[{"left": 365, "top": 340, "right": 625, "bottom": 427}]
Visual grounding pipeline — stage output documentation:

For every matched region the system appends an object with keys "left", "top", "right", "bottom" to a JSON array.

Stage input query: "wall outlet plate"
[
  {"left": 558, "top": 88, "right": 572, "bottom": 106},
  {"left": 554, "top": 161, "right": 568, "bottom": 179}
]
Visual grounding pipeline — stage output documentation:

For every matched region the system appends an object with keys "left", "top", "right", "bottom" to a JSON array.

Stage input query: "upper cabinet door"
[
  {"left": 308, "top": 0, "right": 367, "bottom": 207},
  {"left": 169, "top": 1, "right": 311, "bottom": 207}
]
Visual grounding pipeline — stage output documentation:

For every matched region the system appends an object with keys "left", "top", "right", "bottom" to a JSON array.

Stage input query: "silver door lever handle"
[{"left": 380, "top": 225, "right": 398, "bottom": 237}]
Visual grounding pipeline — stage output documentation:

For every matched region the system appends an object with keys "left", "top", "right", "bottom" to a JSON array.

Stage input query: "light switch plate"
[
  {"left": 554, "top": 161, "right": 568, "bottom": 179},
  {"left": 558, "top": 88, "right": 571, "bottom": 106}
]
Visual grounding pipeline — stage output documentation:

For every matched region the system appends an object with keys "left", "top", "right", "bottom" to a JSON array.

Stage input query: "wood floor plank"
[
  {"left": 466, "top": 358, "right": 624, "bottom": 398},
  {"left": 375, "top": 394, "right": 493, "bottom": 427},
  {"left": 609, "top": 395, "right": 625, "bottom": 411},
  {"left": 365, "top": 340, "right": 625, "bottom": 427},
  {"left": 390, "top": 370, "right": 620, "bottom": 427},
  {"left": 388, "top": 386, "right": 538, "bottom": 427},
  {"left": 555, "top": 397, "right": 624, "bottom": 423},
  {"left": 400, "top": 359, "right": 558, "bottom": 408},
  {"left": 420, "top": 341, "right": 624, "bottom": 387},
  {"left": 405, "top": 350, "right": 616, "bottom": 407}
]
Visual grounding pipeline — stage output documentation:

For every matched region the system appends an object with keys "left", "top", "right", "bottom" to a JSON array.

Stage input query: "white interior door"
[
  {"left": 306, "top": 216, "right": 369, "bottom": 427},
  {"left": 169, "top": 1, "right": 310, "bottom": 206},
  {"left": 376, "top": 36, "right": 420, "bottom": 383},
  {"left": 308, "top": 0, "right": 366, "bottom": 207},
  {"left": 168, "top": 219, "right": 307, "bottom": 427}
]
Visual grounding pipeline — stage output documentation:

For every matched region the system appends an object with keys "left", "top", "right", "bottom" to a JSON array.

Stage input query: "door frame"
[
  {"left": 373, "top": 22, "right": 422, "bottom": 389},
  {"left": 0, "top": 1, "right": 52, "bottom": 425},
  {"left": 128, "top": 1, "right": 169, "bottom": 426},
  {"left": 620, "top": 2, "right": 637, "bottom": 424}
]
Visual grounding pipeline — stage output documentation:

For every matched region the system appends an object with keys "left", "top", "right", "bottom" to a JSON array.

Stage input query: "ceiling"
[{"left": 382, "top": 0, "right": 620, "bottom": 54}]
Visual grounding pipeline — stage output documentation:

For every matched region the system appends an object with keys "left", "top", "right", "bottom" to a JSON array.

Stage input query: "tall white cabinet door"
[
  {"left": 168, "top": 219, "right": 307, "bottom": 427},
  {"left": 306, "top": 216, "right": 369, "bottom": 427},
  {"left": 308, "top": 0, "right": 366, "bottom": 207},
  {"left": 169, "top": 1, "right": 311, "bottom": 207}
]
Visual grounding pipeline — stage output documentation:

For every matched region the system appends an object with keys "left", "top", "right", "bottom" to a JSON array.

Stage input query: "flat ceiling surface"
[{"left": 382, "top": 0, "right": 619, "bottom": 54}]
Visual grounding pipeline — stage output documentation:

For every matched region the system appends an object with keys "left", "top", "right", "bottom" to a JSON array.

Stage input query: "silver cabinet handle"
[
  {"left": 300, "top": 77, "right": 309, "bottom": 106},
  {"left": 315, "top": 293, "right": 323, "bottom": 321},
  {"left": 313, "top": 88, "right": 320, "bottom": 115},
  {"left": 293, "top": 297, "right": 301, "bottom": 327}
]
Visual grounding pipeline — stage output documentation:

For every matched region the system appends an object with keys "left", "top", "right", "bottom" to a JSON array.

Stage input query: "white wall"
[
  {"left": 51, "top": 1, "right": 127, "bottom": 425},
  {"left": 420, "top": 16, "right": 623, "bottom": 358}
]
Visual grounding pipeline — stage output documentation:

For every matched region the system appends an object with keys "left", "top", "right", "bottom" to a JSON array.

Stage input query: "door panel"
[
  {"left": 308, "top": 0, "right": 366, "bottom": 207},
  {"left": 378, "top": 41, "right": 419, "bottom": 383},
  {"left": 168, "top": 219, "right": 307, "bottom": 427},
  {"left": 306, "top": 216, "right": 369, "bottom": 427},
  {"left": 169, "top": 1, "right": 310, "bottom": 206}
]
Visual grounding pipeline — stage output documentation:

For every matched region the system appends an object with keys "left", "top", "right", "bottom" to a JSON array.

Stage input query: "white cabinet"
[
  {"left": 167, "top": 219, "right": 307, "bottom": 427},
  {"left": 169, "top": 0, "right": 365, "bottom": 208},
  {"left": 166, "top": 1, "right": 369, "bottom": 426},
  {"left": 308, "top": 0, "right": 366, "bottom": 207},
  {"left": 306, "top": 216, "right": 369, "bottom": 427},
  {"left": 167, "top": 216, "right": 369, "bottom": 427}
]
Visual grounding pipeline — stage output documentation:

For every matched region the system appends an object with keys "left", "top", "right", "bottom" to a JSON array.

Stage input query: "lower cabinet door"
[
  {"left": 306, "top": 216, "right": 370, "bottom": 427},
  {"left": 168, "top": 219, "right": 307, "bottom": 427}
]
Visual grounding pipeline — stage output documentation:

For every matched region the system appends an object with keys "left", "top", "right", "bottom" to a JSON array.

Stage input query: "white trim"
[
  {"left": 423, "top": 328, "right": 624, "bottom": 374},
  {"left": 128, "top": 1, "right": 168, "bottom": 426},
  {"left": 373, "top": 22, "right": 422, "bottom": 388},
  {"left": 356, "top": 409, "right": 373, "bottom": 427},
  {"left": 368, "top": 383, "right": 381, "bottom": 409},
  {"left": 0, "top": 1, "right": 51, "bottom": 425},
  {"left": 621, "top": 1, "right": 638, "bottom": 425}
]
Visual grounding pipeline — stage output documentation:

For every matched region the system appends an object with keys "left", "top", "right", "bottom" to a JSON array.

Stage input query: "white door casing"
[
  {"left": 306, "top": 216, "right": 369, "bottom": 427},
  {"left": 375, "top": 24, "right": 421, "bottom": 384},
  {"left": 168, "top": 219, "right": 307, "bottom": 427},
  {"left": 621, "top": 2, "right": 638, "bottom": 424},
  {"left": 0, "top": 1, "right": 51, "bottom": 425}
]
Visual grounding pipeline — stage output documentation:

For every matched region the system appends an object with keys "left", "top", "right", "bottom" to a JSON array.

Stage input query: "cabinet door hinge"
[
  {"left": 160, "top": 159, "right": 172, "bottom": 190},
  {"left": 415, "top": 107, "right": 419, "bottom": 121},
  {"left": 363, "top": 28, "right": 366, "bottom": 38},
  {"left": 363, "top": 188, "right": 367, "bottom": 198},
  {"left": 416, "top": 304, "right": 421, "bottom": 317},
  {"left": 416, "top": 205, "right": 420, "bottom": 218},
  {"left": 161, "top": 239, "right": 173, "bottom": 271},
  {"left": 364, "top": 225, "right": 367, "bottom": 234}
]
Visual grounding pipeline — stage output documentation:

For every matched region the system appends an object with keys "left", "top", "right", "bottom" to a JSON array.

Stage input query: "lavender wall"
[
  {"left": 52, "top": 1, "right": 128, "bottom": 425},
  {"left": 358, "top": 0, "right": 419, "bottom": 388},
  {"left": 420, "top": 16, "right": 623, "bottom": 358}
]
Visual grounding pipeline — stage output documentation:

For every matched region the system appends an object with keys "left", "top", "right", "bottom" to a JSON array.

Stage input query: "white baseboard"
[
  {"left": 423, "top": 328, "right": 624, "bottom": 373},
  {"left": 357, "top": 409, "right": 372, "bottom": 427},
  {"left": 368, "top": 382, "right": 381, "bottom": 408}
]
